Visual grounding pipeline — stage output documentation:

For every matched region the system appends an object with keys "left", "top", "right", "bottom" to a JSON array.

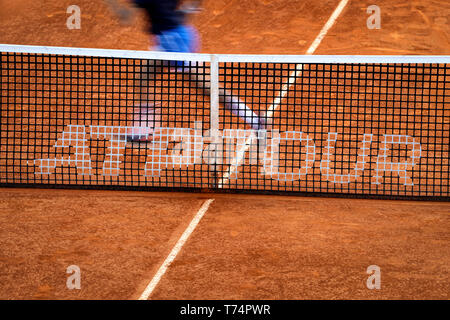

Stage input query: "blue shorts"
[
  {"left": 153, "top": 25, "right": 200, "bottom": 68},
  {"left": 154, "top": 25, "right": 200, "bottom": 53}
]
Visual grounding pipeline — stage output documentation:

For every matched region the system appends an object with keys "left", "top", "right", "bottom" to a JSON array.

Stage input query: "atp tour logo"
[{"left": 32, "top": 123, "right": 422, "bottom": 185}]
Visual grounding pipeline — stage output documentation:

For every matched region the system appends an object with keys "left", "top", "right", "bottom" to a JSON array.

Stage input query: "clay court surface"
[
  {"left": 0, "top": 0, "right": 450, "bottom": 299},
  {"left": 0, "top": 188, "right": 449, "bottom": 299}
]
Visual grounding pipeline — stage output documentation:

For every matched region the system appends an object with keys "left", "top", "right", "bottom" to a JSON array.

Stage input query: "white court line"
[
  {"left": 217, "top": 0, "right": 350, "bottom": 188},
  {"left": 138, "top": 199, "right": 215, "bottom": 300},
  {"left": 306, "top": 0, "right": 350, "bottom": 55}
]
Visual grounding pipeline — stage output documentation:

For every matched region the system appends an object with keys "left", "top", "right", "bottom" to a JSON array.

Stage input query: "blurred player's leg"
[
  {"left": 126, "top": 24, "right": 199, "bottom": 142},
  {"left": 125, "top": 58, "right": 163, "bottom": 142},
  {"left": 189, "top": 66, "right": 268, "bottom": 131}
]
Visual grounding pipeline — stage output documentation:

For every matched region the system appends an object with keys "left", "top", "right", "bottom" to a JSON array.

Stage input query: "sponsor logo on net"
[{"left": 33, "top": 123, "right": 421, "bottom": 185}]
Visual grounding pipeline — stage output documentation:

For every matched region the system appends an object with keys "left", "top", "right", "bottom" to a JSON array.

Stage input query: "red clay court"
[{"left": 0, "top": 0, "right": 449, "bottom": 300}]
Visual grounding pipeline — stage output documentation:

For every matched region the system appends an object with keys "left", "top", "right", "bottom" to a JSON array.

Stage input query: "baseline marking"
[
  {"left": 138, "top": 198, "right": 215, "bottom": 300},
  {"left": 217, "top": 0, "right": 350, "bottom": 187}
]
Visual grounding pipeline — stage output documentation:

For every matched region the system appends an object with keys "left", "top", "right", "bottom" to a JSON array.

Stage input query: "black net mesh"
[{"left": 1, "top": 51, "right": 449, "bottom": 200}]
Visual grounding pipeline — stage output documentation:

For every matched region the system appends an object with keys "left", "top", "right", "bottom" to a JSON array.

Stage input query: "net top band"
[{"left": 1, "top": 44, "right": 450, "bottom": 64}]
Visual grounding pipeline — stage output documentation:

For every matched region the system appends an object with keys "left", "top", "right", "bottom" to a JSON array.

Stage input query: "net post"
[
  {"left": 210, "top": 54, "right": 220, "bottom": 137},
  {"left": 209, "top": 54, "right": 221, "bottom": 188}
]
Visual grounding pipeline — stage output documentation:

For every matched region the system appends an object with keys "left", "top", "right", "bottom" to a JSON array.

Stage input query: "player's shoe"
[{"left": 124, "top": 103, "right": 161, "bottom": 143}]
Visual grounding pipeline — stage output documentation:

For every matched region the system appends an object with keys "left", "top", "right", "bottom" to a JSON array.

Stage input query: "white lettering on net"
[
  {"left": 89, "top": 126, "right": 127, "bottom": 176},
  {"left": 223, "top": 129, "right": 257, "bottom": 180},
  {"left": 320, "top": 132, "right": 373, "bottom": 184},
  {"left": 34, "top": 125, "right": 91, "bottom": 175},
  {"left": 144, "top": 128, "right": 171, "bottom": 177},
  {"left": 202, "top": 129, "right": 224, "bottom": 168},
  {"left": 170, "top": 125, "right": 206, "bottom": 169},
  {"left": 372, "top": 134, "right": 422, "bottom": 186},
  {"left": 262, "top": 131, "right": 316, "bottom": 181},
  {"left": 32, "top": 125, "right": 424, "bottom": 187}
]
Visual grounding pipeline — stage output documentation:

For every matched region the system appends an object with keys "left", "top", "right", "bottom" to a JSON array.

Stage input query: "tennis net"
[{"left": 1, "top": 44, "right": 449, "bottom": 200}]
